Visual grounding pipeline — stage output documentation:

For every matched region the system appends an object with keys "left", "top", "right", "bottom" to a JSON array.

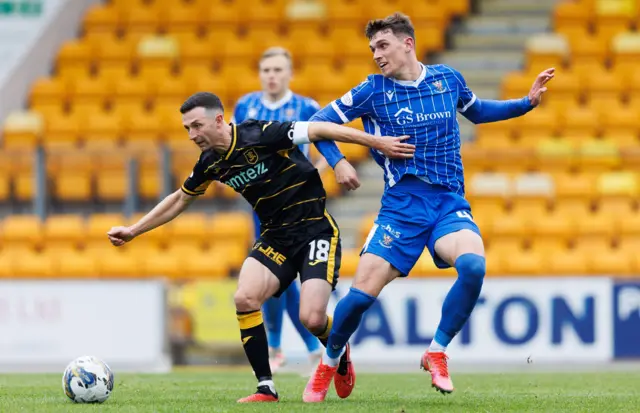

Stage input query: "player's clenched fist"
[
  {"left": 376, "top": 135, "right": 415, "bottom": 159},
  {"left": 107, "top": 226, "right": 135, "bottom": 246}
]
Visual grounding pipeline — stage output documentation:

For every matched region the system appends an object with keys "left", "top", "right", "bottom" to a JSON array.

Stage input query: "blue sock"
[
  {"left": 284, "top": 282, "right": 321, "bottom": 353},
  {"left": 433, "top": 253, "right": 486, "bottom": 349},
  {"left": 326, "top": 287, "right": 376, "bottom": 359},
  {"left": 262, "top": 296, "right": 284, "bottom": 349}
]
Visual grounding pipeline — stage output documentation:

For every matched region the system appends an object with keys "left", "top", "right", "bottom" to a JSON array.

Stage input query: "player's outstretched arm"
[
  {"left": 461, "top": 68, "right": 554, "bottom": 124},
  {"left": 304, "top": 122, "right": 415, "bottom": 159},
  {"left": 107, "top": 189, "right": 196, "bottom": 246}
]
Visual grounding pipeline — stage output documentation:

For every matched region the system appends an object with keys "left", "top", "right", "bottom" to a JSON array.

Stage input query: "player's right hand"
[
  {"left": 378, "top": 135, "right": 415, "bottom": 159},
  {"left": 334, "top": 159, "right": 361, "bottom": 191},
  {"left": 107, "top": 226, "right": 135, "bottom": 246}
]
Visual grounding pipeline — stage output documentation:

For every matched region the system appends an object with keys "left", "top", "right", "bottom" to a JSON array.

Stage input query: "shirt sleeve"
[
  {"left": 311, "top": 76, "right": 376, "bottom": 124},
  {"left": 231, "top": 95, "right": 250, "bottom": 123},
  {"left": 259, "top": 121, "right": 304, "bottom": 151},
  {"left": 447, "top": 66, "right": 477, "bottom": 113},
  {"left": 181, "top": 157, "right": 214, "bottom": 196}
]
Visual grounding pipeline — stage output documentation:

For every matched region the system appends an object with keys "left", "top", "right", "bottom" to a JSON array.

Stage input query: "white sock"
[
  {"left": 258, "top": 380, "right": 276, "bottom": 395},
  {"left": 429, "top": 339, "right": 446, "bottom": 352},
  {"left": 322, "top": 347, "right": 345, "bottom": 367}
]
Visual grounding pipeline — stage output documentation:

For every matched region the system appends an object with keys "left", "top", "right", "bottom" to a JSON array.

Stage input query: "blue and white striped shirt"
[
  {"left": 311, "top": 64, "right": 477, "bottom": 195},
  {"left": 231, "top": 90, "right": 320, "bottom": 158}
]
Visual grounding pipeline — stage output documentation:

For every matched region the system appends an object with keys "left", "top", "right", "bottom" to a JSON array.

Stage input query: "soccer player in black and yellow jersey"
[{"left": 107, "top": 92, "right": 414, "bottom": 403}]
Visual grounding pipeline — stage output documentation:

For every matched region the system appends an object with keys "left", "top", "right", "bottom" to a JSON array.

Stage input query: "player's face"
[
  {"left": 259, "top": 55, "right": 292, "bottom": 97},
  {"left": 369, "top": 30, "right": 412, "bottom": 78},
  {"left": 182, "top": 107, "right": 224, "bottom": 151}
]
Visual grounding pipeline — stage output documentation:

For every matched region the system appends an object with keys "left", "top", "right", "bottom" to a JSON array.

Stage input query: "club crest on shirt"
[
  {"left": 248, "top": 108, "right": 258, "bottom": 118},
  {"left": 285, "top": 108, "right": 295, "bottom": 119},
  {"left": 244, "top": 148, "right": 259, "bottom": 164},
  {"left": 432, "top": 80, "right": 445, "bottom": 92}
]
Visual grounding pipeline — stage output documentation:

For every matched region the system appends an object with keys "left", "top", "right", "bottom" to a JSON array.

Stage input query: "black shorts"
[{"left": 249, "top": 215, "right": 342, "bottom": 297}]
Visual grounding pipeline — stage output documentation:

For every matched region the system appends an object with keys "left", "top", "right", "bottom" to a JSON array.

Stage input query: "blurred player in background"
[
  {"left": 107, "top": 92, "right": 414, "bottom": 402},
  {"left": 303, "top": 13, "right": 554, "bottom": 402},
  {"left": 232, "top": 47, "right": 326, "bottom": 374}
]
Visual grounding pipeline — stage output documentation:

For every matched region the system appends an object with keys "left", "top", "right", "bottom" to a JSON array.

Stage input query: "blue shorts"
[{"left": 361, "top": 176, "right": 481, "bottom": 276}]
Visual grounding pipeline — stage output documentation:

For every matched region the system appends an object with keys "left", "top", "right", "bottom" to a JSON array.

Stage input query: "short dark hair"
[
  {"left": 365, "top": 12, "right": 415, "bottom": 41},
  {"left": 180, "top": 92, "right": 224, "bottom": 114}
]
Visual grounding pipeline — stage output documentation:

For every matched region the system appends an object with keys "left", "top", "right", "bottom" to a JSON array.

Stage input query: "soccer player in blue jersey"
[
  {"left": 232, "top": 47, "right": 325, "bottom": 374},
  {"left": 302, "top": 13, "right": 554, "bottom": 402}
]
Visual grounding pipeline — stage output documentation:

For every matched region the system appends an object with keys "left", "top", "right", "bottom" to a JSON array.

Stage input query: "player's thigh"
[
  {"left": 235, "top": 257, "right": 282, "bottom": 311},
  {"left": 429, "top": 194, "right": 485, "bottom": 268},
  {"left": 352, "top": 252, "right": 402, "bottom": 298},
  {"left": 298, "top": 279, "right": 332, "bottom": 330}
]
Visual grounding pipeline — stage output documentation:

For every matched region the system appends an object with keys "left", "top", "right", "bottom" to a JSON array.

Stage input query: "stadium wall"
[
  {"left": 0, "top": 0, "right": 97, "bottom": 122},
  {"left": 0, "top": 280, "right": 172, "bottom": 373},
  {"left": 276, "top": 278, "right": 640, "bottom": 364}
]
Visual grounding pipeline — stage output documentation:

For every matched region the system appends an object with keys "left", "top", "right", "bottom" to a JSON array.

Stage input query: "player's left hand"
[
  {"left": 377, "top": 135, "right": 415, "bottom": 159},
  {"left": 528, "top": 68, "right": 555, "bottom": 107}
]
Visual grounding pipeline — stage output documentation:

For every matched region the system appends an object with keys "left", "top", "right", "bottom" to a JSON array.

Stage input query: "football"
[{"left": 62, "top": 356, "right": 114, "bottom": 403}]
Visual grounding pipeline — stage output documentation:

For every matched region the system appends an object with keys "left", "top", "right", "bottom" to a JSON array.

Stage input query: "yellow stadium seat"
[
  {"left": 29, "top": 77, "right": 70, "bottom": 108},
  {"left": 58, "top": 250, "right": 100, "bottom": 278},
  {"left": 30, "top": 102, "right": 66, "bottom": 121},
  {"left": 326, "top": 0, "right": 365, "bottom": 25},
  {"left": 219, "top": 64, "right": 261, "bottom": 101},
  {"left": 612, "top": 32, "right": 640, "bottom": 76},
  {"left": 560, "top": 105, "right": 599, "bottom": 139},
  {"left": 84, "top": 111, "right": 124, "bottom": 148},
  {"left": 165, "top": 2, "right": 205, "bottom": 32},
  {"left": 143, "top": 249, "right": 183, "bottom": 279},
  {"left": 597, "top": 171, "right": 637, "bottom": 196},
  {"left": 358, "top": 212, "right": 377, "bottom": 247},
  {"left": 590, "top": 246, "right": 633, "bottom": 275},
  {"left": 113, "top": 76, "right": 155, "bottom": 107},
  {"left": 475, "top": 122, "right": 515, "bottom": 149},
  {"left": 122, "top": 4, "right": 162, "bottom": 34},
  {"left": 511, "top": 172, "right": 554, "bottom": 219},
  {"left": 2, "top": 111, "right": 43, "bottom": 149},
  {"left": 467, "top": 172, "right": 511, "bottom": 202},
  {"left": 168, "top": 213, "right": 208, "bottom": 244},
  {"left": 530, "top": 208, "right": 578, "bottom": 242},
  {"left": 329, "top": 27, "right": 372, "bottom": 63},
  {"left": 246, "top": 0, "right": 285, "bottom": 25},
  {"left": 69, "top": 74, "right": 112, "bottom": 108},
  {"left": 210, "top": 212, "right": 252, "bottom": 248},
  {"left": 340, "top": 249, "right": 360, "bottom": 277},
  {"left": 203, "top": 1, "right": 241, "bottom": 27},
  {"left": 44, "top": 215, "right": 85, "bottom": 248},
  {"left": 43, "top": 112, "right": 82, "bottom": 149},
  {"left": 518, "top": 107, "right": 558, "bottom": 140},
  {"left": 525, "top": 33, "right": 569, "bottom": 73},
  {"left": 56, "top": 40, "right": 93, "bottom": 81},
  {"left": 569, "top": 35, "right": 609, "bottom": 69},
  {"left": 578, "top": 139, "right": 620, "bottom": 171},
  {"left": 594, "top": 0, "right": 635, "bottom": 42},
  {"left": 575, "top": 209, "right": 616, "bottom": 238},
  {"left": 13, "top": 251, "right": 57, "bottom": 278},
  {"left": 584, "top": 70, "right": 625, "bottom": 108},
  {"left": 547, "top": 247, "right": 589, "bottom": 275},
  {"left": 554, "top": 172, "right": 596, "bottom": 201},
  {"left": 82, "top": 4, "right": 121, "bottom": 35},
  {"left": 184, "top": 251, "right": 231, "bottom": 279},
  {"left": 0, "top": 172, "right": 9, "bottom": 201},
  {"left": 600, "top": 103, "right": 639, "bottom": 140},
  {"left": 535, "top": 138, "right": 575, "bottom": 172},
  {"left": 414, "top": 252, "right": 456, "bottom": 277},
  {"left": 289, "top": 27, "right": 334, "bottom": 62},
  {"left": 1, "top": 215, "right": 43, "bottom": 249},
  {"left": 86, "top": 213, "right": 122, "bottom": 242},
  {"left": 501, "top": 70, "right": 535, "bottom": 100},
  {"left": 98, "top": 249, "right": 144, "bottom": 278},
  {"left": 491, "top": 212, "right": 528, "bottom": 239},
  {"left": 50, "top": 152, "right": 93, "bottom": 201},
  {"left": 502, "top": 249, "right": 546, "bottom": 275},
  {"left": 529, "top": 237, "right": 568, "bottom": 256},
  {"left": 136, "top": 35, "right": 179, "bottom": 76}
]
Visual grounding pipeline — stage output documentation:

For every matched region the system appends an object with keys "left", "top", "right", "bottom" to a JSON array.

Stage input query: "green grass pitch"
[{"left": 1, "top": 369, "right": 639, "bottom": 412}]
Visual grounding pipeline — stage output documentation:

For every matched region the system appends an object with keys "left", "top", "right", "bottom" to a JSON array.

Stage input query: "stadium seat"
[
  {"left": 518, "top": 107, "right": 559, "bottom": 140},
  {"left": 13, "top": 251, "right": 57, "bottom": 278},
  {"left": 578, "top": 139, "right": 620, "bottom": 171},
  {"left": 510, "top": 173, "right": 554, "bottom": 220},
  {"left": 467, "top": 172, "right": 511, "bottom": 203},
  {"left": 525, "top": 33, "right": 570, "bottom": 73},
  {"left": 210, "top": 212, "right": 252, "bottom": 248},
  {"left": 82, "top": 4, "right": 121, "bottom": 35},
  {"left": 594, "top": 0, "right": 635, "bottom": 42},
  {"left": 97, "top": 248, "right": 144, "bottom": 278},
  {"left": 57, "top": 250, "right": 100, "bottom": 278},
  {"left": 29, "top": 77, "right": 70, "bottom": 108},
  {"left": 547, "top": 247, "right": 590, "bottom": 274},
  {"left": 560, "top": 105, "right": 599, "bottom": 139},
  {"left": 168, "top": 213, "right": 208, "bottom": 245},
  {"left": 1, "top": 111, "right": 43, "bottom": 149},
  {"left": 183, "top": 250, "right": 231, "bottom": 279},
  {"left": 340, "top": 249, "right": 360, "bottom": 277},
  {"left": 502, "top": 249, "right": 546, "bottom": 275},
  {"left": 70, "top": 74, "right": 111, "bottom": 109},
  {"left": 44, "top": 112, "right": 82, "bottom": 149},
  {"left": 43, "top": 215, "right": 86, "bottom": 249},
  {"left": 49, "top": 150, "right": 94, "bottom": 201},
  {"left": 143, "top": 249, "right": 183, "bottom": 279},
  {"left": 1, "top": 215, "right": 43, "bottom": 249}
]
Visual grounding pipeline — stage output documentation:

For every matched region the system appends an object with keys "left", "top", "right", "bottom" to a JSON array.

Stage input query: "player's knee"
[
  {"left": 454, "top": 253, "right": 486, "bottom": 287},
  {"left": 234, "top": 289, "right": 262, "bottom": 312},
  {"left": 299, "top": 311, "right": 327, "bottom": 335}
]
